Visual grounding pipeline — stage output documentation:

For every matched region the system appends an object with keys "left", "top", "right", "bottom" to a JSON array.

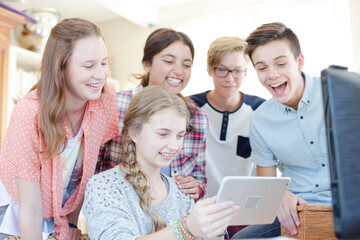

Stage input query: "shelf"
[
  {"left": 10, "top": 45, "right": 42, "bottom": 72},
  {"left": 7, "top": 45, "right": 41, "bottom": 125}
]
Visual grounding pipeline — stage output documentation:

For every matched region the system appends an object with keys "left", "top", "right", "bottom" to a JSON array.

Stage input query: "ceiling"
[{"left": 1, "top": 0, "right": 270, "bottom": 27}]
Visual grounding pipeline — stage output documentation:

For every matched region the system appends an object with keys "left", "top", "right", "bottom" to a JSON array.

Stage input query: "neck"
[
  {"left": 65, "top": 104, "right": 86, "bottom": 136},
  {"left": 207, "top": 90, "right": 242, "bottom": 112},
  {"left": 133, "top": 159, "right": 161, "bottom": 181},
  {"left": 287, "top": 74, "right": 306, "bottom": 110}
]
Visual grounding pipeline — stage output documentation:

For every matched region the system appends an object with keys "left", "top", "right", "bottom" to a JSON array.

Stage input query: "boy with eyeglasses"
[
  {"left": 232, "top": 22, "right": 332, "bottom": 239},
  {"left": 190, "top": 37, "right": 265, "bottom": 200}
]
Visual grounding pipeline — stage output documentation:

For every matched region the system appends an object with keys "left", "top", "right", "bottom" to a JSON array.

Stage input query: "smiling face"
[
  {"left": 65, "top": 36, "right": 109, "bottom": 107},
  {"left": 143, "top": 41, "right": 193, "bottom": 94},
  {"left": 131, "top": 107, "right": 187, "bottom": 173},
  {"left": 209, "top": 51, "right": 248, "bottom": 99},
  {"left": 251, "top": 39, "right": 305, "bottom": 109}
]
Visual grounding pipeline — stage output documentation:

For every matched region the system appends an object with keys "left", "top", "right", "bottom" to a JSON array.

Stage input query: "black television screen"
[{"left": 321, "top": 65, "right": 360, "bottom": 239}]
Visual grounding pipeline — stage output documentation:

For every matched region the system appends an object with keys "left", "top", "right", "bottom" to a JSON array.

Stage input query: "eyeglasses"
[{"left": 214, "top": 67, "right": 247, "bottom": 79}]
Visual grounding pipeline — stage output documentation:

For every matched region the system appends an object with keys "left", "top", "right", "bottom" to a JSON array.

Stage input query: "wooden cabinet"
[{"left": 0, "top": 6, "right": 28, "bottom": 145}]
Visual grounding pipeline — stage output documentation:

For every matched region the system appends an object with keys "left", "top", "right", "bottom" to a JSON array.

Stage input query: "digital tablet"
[{"left": 216, "top": 176, "right": 290, "bottom": 226}]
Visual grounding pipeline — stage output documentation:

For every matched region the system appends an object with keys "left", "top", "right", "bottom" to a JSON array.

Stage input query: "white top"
[{"left": 190, "top": 91, "right": 265, "bottom": 197}]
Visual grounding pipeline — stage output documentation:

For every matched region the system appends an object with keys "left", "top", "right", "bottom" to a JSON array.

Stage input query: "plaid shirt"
[{"left": 96, "top": 84, "right": 208, "bottom": 198}]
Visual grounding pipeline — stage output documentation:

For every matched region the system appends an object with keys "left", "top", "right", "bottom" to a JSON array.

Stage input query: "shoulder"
[
  {"left": 11, "top": 90, "right": 40, "bottom": 126},
  {"left": 189, "top": 91, "right": 209, "bottom": 108},
  {"left": 116, "top": 89, "right": 133, "bottom": 102},
  {"left": 87, "top": 167, "right": 120, "bottom": 188},
  {"left": 251, "top": 99, "right": 278, "bottom": 123},
  {"left": 188, "top": 103, "right": 208, "bottom": 131},
  {"left": 116, "top": 85, "right": 142, "bottom": 110},
  {"left": 242, "top": 93, "right": 266, "bottom": 111},
  {"left": 165, "top": 175, "right": 194, "bottom": 206}
]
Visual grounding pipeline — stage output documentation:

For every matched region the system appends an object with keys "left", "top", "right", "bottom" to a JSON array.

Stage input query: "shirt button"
[
  {"left": 315, "top": 184, "right": 319, "bottom": 187},
  {"left": 307, "top": 100, "right": 310, "bottom": 104},
  {"left": 310, "top": 141, "right": 314, "bottom": 144},
  {"left": 300, "top": 116, "right": 304, "bottom": 119},
  {"left": 322, "top": 164, "right": 325, "bottom": 167}
]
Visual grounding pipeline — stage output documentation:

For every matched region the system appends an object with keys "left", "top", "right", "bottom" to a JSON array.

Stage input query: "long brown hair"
[
  {"left": 135, "top": 28, "right": 196, "bottom": 111},
  {"left": 120, "top": 86, "right": 189, "bottom": 232},
  {"left": 32, "top": 18, "right": 103, "bottom": 158},
  {"left": 137, "top": 28, "right": 195, "bottom": 87}
]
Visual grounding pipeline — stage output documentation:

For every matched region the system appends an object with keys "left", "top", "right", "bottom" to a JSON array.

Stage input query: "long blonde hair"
[
  {"left": 31, "top": 18, "right": 104, "bottom": 158},
  {"left": 120, "top": 86, "right": 189, "bottom": 232}
]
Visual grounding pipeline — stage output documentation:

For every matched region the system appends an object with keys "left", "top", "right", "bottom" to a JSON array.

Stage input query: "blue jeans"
[
  {"left": 0, "top": 205, "right": 11, "bottom": 240},
  {"left": 231, "top": 217, "right": 280, "bottom": 239}
]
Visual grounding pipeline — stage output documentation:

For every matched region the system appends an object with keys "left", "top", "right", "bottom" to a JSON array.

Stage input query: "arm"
[
  {"left": 175, "top": 175, "right": 201, "bottom": 200},
  {"left": 137, "top": 197, "right": 238, "bottom": 240},
  {"left": 16, "top": 177, "right": 43, "bottom": 240},
  {"left": 67, "top": 199, "right": 84, "bottom": 240},
  {"left": 177, "top": 110, "right": 208, "bottom": 200},
  {"left": 256, "top": 165, "right": 276, "bottom": 176},
  {"left": 257, "top": 166, "right": 307, "bottom": 235}
]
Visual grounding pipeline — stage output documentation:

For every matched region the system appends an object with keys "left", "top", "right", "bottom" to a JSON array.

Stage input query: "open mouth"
[
  {"left": 86, "top": 83, "right": 102, "bottom": 88},
  {"left": 166, "top": 77, "right": 182, "bottom": 86},
  {"left": 160, "top": 152, "right": 173, "bottom": 157},
  {"left": 270, "top": 81, "right": 287, "bottom": 95}
]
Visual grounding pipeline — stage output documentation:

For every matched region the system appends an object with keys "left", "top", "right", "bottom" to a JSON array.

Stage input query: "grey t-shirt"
[{"left": 83, "top": 166, "right": 195, "bottom": 240}]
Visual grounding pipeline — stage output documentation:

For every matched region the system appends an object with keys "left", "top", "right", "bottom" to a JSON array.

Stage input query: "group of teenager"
[{"left": 0, "top": 17, "right": 331, "bottom": 240}]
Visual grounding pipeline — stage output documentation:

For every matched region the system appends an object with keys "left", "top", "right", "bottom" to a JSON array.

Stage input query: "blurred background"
[
  {"left": 1, "top": 0, "right": 359, "bottom": 128},
  {"left": 3, "top": 0, "right": 359, "bottom": 96}
]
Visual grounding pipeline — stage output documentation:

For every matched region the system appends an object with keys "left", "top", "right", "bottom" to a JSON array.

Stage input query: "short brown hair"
[
  {"left": 245, "top": 22, "right": 301, "bottom": 62},
  {"left": 207, "top": 36, "right": 249, "bottom": 71}
]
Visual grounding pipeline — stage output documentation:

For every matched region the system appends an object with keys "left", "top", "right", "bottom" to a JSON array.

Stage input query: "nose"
[
  {"left": 267, "top": 66, "right": 280, "bottom": 80},
  {"left": 167, "top": 137, "right": 182, "bottom": 151},
  {"left": 94, "top": 65, "right": 108, "bottom": 80},
  {"left": 225, "top": 71, "right": 235, "bottom": 82},
  {"left": 172, "top": 62, "right": 183, "bottom": 76}
]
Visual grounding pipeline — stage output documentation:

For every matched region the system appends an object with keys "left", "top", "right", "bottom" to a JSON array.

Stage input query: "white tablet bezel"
[{"left": 216, "top": 176, "right": 291, "bottom": 225}]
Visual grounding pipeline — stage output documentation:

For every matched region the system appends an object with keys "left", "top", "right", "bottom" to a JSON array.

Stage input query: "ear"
[
  {"left": 297, "top": 53, "right": 304, "bottom": 71},
  {"left": 207, "top": 67, "right": 214, "bottom": 77},
  {"left": 128, "top": 129, "right": 138, "bottom": 144},
  {"left": 143, "top": 61, "right": 151, "bottom": 73}
]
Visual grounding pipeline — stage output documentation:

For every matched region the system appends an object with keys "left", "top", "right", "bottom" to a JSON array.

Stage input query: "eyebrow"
[
  {"left": 161, "top": 54, "right": 193, "bottom": 63},
  {"left": 218, "top": 63, "right": 245, "bottom": 69},
  {"left": 81, "top": 57, "right": 109, "bottom": 63},
  {"left": 254, "top": 55, "right": 288, "bottom": 66},
  {"left": 155, "top": 128, "right": 186, "bottom": 133}
]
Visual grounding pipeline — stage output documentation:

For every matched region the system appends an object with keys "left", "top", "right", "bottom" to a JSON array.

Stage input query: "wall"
[
  {"left": 98, "top": 17, "right": 151, "bottom": 90},
  {"left": 349, "top": 0, "right": 360, "bottom": 72},
  {"left": 97, "top": 0, "right": 359, "bottom": 95}
]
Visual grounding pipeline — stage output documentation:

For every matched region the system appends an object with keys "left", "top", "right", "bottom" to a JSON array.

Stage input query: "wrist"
[
  {"left": 184, "top": 215, "right": 198, "bottom": 239},
  {"left": 197, "top": 184, "right": 204, "bottom": 200},
  {"left": 68, "top": 222, "right": 78, "bottom": 229}
]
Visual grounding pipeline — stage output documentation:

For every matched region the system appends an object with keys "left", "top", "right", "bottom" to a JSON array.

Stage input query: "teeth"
[
  {"left": 166, "top": 77, "right": 181, "bottom": 84},
  {"left": 87, "top": 83, "right": 101, "bottom": 87},
  {"left": 271, "top": 82, "right": 285, "bottom": 88},
  {"left": 160, "top": 152, "right": 173, "bottom": 157}
]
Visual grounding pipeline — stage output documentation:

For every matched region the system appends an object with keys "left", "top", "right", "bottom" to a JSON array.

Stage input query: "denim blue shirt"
[{"left": 249, "top": 72, "right": 331, "bottom": 204}]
